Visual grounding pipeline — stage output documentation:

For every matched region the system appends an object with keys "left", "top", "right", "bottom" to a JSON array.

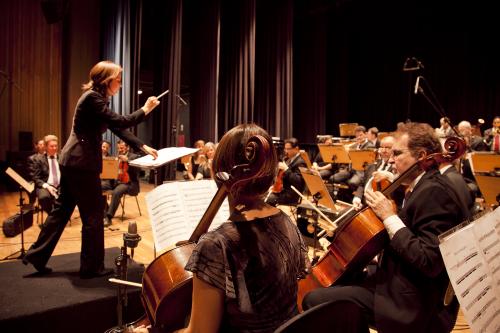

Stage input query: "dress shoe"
[
  {"left": 22, "top": 257, "right": 53, "bottom": 275},
  {"left": 103, "top": 216, "right": 112, "bottom": 227},
  {"left": 80, "top": 267, "right": 114, "bottom": 279}
]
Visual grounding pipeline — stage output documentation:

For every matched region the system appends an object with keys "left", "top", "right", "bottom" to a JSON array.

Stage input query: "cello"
[
  {"left": 297, "top": 136, "right": 466, "bottom": 309},
  {"left": 138, "top": 135, "right": 272, "bottom": 332}
]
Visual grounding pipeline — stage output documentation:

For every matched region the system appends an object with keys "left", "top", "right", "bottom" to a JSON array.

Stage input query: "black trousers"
[
  {"left": 24, "top": 166, "right": 105, "bottom": 273},
  {"left": 301, "top": 271, "right": 376, "bottom": 333}
]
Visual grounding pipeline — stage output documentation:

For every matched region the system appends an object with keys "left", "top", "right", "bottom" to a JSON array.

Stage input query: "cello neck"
[{"left": 188, "top": 184, "right": 228, "bottom": 243}]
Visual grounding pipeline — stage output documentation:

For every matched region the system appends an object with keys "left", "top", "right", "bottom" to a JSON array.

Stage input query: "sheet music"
[
  {"left": 145, "top": 180, "right": 230, "bottom": 253},
  {"left": 439, "top": 207, "right": 500, "bottom": 333},
  {"left": 5, "top": 167, "right": 34, "bottom": 193},
  {"left": 129, "top": 147, "right": 199, "bottom": 169}
]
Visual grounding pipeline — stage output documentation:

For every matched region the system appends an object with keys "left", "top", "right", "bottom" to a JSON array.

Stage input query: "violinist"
[
  {"left": 303, "top": 123, "right": 468, "bottom": 333},
  {"left": 135, "top": 124, "right": 308, "bottom": 333},
  {"left": 352, "top": 135, "right": 396, "bottom": 210},
  {"left": 266, "top": 137, "right": 307, "bottom": 206},
  {"left": 102, "top": 140, "right": 140, "bottom": 227}
]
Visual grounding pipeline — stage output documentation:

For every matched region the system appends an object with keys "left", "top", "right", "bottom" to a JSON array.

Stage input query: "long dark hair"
[{"left": 82, "top": 60, "right": 122, "bottom": 97}]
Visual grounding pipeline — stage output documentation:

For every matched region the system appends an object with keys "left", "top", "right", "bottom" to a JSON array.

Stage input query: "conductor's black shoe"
[
  {"left": 103, "top": 216, "right": 112, "bottom": 227},
  {"left": 22, "top": 257, "right": 53, "bottom": 275},
  {"left": 79, "top": 267, "right": 114, "bottom": 279}
]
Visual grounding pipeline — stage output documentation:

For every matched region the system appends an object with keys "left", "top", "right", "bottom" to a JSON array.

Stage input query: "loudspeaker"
[
  {"left": 2, "top": 207, "right": 34, "bottom": 238},
  {"left": 41, "top": 0, "right": 68, "bottom": 24}
]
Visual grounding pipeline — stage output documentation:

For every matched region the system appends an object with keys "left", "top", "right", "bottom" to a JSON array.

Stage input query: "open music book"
[
  {"left": 129, "top": 147, "right": 199, "bottom": 169},
  {"left": 438, "top": 207, "right": 500, "bottom": 333},
  {"left": 145, "top": 179, "right": 230, "bottom": 253}
]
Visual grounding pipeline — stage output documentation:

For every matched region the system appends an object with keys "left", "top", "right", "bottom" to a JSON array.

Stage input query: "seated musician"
[
  {"left": 352, "top": 135, "right": 396, "bottom": 209},
  {"left": 330, "top": 125, "right": 375, "bottom": 190},
  {"left": 30, "top": 134, "right": 60, "bottom": 214},
  {"left": 483, "top": 115, "right": 500, "bottom": 152},
  {"left": 195, "top": 142, "right": 216, "bottom": 180},
  {"left": 266, "top": 137, "right": 307, "bottom": 206},
  {"left": 312, "top": 136, "right": 335, "bottom": 180},
  {"left": 303, "top": 122, "right": 468, "bottom": 333},
  {"left": 184, "top": 139, "right": 206, "bottom": 180},
  {"left": 135, "top": 123, "right": 308, "bottom": 333},
  {"left": 457, "top": 120, "right": 488, "bottom": 198},
  {"left": 102, "top": 140, "right": 140, "bottom": 227}
]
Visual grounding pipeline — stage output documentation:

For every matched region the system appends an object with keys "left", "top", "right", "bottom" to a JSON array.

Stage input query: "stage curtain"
[
  {"left": 217, "top": 0, "right": 256, "bottom": 137},
  {"left": 187, "top": 0, "right": 221, "bottom": 144},
  {"left": 100, "top": 0, "right": 142, "bottom": 154},
  {"left": 254, "top": 0, "right": 294, "bottom": 140}
]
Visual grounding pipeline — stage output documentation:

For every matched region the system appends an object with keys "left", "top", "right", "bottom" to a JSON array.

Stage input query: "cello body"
[
  {"left": 297, "top": 207, "right": 387, "bottom": 310},
  {"left": 141, "top": 243, "right": 195, "bottom": 331}
]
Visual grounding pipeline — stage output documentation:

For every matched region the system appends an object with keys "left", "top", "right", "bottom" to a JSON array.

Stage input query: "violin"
[
  {"left": 272, "top": 169, "right": 285, "bottom": 193},
  {"left": 135, "top": 135, "right": 272, "bottom": 332},
  {"left": 118, "top": 155, "right": 130, "bottom": 183},
  {"left": 297, "top": 136, "right": 467, "bottom": 310}
]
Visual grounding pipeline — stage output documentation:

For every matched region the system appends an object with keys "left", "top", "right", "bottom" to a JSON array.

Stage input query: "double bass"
[
  {"left": 297, "top": 137, "right": 466, "bottom": 309},
  {"left": 138, "top": 135, "right": 272, "bottom": 332}
]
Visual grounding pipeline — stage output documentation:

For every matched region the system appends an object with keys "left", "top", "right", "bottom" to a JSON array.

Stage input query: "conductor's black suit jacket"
[{"left": 60, "top": 90, "right": 146, "bottom": 172}]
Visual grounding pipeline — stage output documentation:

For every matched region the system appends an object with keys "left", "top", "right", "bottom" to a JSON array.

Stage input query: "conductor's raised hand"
[
  {"left": 141, "top": 96, "right": 160, "bottom": 115},
  {"left": 142, "top": 145, "right": 158, "bottom": 160}
]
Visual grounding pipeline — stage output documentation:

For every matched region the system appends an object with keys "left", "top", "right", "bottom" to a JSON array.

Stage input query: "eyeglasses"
[
  {"left": 379, "top": 146, "right": 391, "bottom": 150},
  {"left": 390, "top": 149, "right": 410, "bottom": 157}
]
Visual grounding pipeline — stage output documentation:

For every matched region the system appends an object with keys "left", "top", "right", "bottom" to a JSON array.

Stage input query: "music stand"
[
  {"left": 299, "top": 150, "right": 313, "bottom": 169},
  {"left": 348, "top": 150, "right": 377, "bottom": 171},
  {"left": 100, "top": 157, "right": 119, "bottom": 180},
  {"left": 470, "top": 152, "right": 500, "bottom": 207},
  {"left": 2, "top": 167, "right": 35, "bottom": 260},
  {"left": 339, "top": 123, "right": 358, "bottom": 137},
  {"left": 318, "top": 144, "right": 351, "bottom": 164},
  {"left": 299, "top": 167, "right": 338, "bottom": 211}
]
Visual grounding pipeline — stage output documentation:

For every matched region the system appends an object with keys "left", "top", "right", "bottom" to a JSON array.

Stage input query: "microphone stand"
[
  {"left": 107, "top": 223, "right": 141, "bottom": 333},
  {"left": 414, "top": 76, "right": 461, "bottom": 137}
]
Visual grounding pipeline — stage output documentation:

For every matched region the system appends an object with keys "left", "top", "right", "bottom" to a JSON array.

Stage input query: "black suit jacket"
[
  {"left": 283, "top": 154, "right": 307, "bottom": 194},
  {"left": 442, "top": 165, "right": 474, "bottom": 213},
  {"left": 374, "top": 169, "right": 466, "bottom": 333},
  {"left": 60, "top": 90, "right": 147, "bottom": 173},
  {"left": 30, "top": 153, "right": 59, "bottom": 189}
]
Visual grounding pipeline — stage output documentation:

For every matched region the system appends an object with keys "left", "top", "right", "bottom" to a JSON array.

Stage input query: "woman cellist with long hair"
[{"left": 134, "top": 123, "right": 308, "bottom": 333}]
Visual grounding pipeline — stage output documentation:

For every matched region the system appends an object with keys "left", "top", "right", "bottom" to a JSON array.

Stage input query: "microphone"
[
  {"left": 414, "top": 76, "right": 422, "bottom": 94},
  {"left": 123, "top": 221, "right": 141, "bottom": 258}
]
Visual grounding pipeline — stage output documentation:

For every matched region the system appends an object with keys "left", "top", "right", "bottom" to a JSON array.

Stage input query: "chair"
[
  {"left": 274, "top": 300, "right": 370, "bottom": 333},
  {"left": 120, "top": 193, "right": 142, "bottom": 220}
]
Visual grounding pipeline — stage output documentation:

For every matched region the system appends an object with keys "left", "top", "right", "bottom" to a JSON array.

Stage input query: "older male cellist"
[{"left": 302, "top": 122, "right": 468, "bottom": 333}]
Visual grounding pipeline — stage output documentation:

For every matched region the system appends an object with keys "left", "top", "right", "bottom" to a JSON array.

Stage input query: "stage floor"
[{"left": 0, "top": 247, "right": 145, "bottom": 333}]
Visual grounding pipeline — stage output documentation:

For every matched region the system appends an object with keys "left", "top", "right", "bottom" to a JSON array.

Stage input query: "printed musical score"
[
  {"left": 439, "top": 207, "right": 500, "bottom": 333},
  {"left": 145, "top": 179, "right": 230, "bottom": 253}
]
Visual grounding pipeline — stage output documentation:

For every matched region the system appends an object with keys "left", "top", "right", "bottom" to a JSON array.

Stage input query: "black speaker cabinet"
[{"left": 2, "top": 207, "right": 34, "bottom": 237}]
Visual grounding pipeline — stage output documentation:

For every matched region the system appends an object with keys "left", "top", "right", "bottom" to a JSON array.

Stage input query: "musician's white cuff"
[
  {"left": 352, "top": 197, "right": 362, "bottom": 205},
  {"left": 383, "top": 215, "right": 405, "bottom": 239},
  {"left": 42, "top": 183, "right": 49, "bottom": 189}
]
